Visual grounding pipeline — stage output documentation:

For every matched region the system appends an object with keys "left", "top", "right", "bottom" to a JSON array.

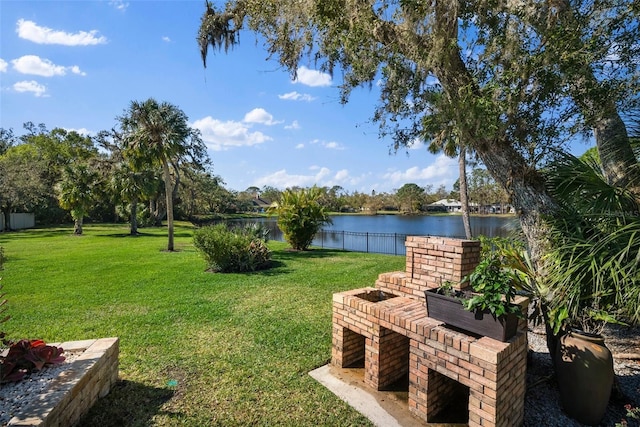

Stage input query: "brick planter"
[
  {"left": 8, "top": 337, "right": 119, "bottom": 427},
  {"left": 424, "top": 289, "right": 520, "bottom": 342}
]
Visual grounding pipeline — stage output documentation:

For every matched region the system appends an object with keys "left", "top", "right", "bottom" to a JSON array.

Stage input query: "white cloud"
[
  {"left": 295, "top": 143, "right": 305, "bottom": 149},
  {"left": 12, "top": 55, "right": 86, "bottom": 77},
  {"left": 309, "top": 165, "right": 332, "bottom": 179},
  {"left": 278, "top": 91, "right": 316, "bottom": 102},
  {"left": 255, "top": 167, "right": 329, "bottom": 188},
  {"left": 68, "top": 65, "right": 86, "bottom": 76},
  {"left": 255, "top": 166, "right": 364, "bottom": 190},
  {"left": 162, "top": 36, "right": 171, "bottom": 43},
  {"left": 324, "top": 141, "right": 344, "bottom": 150},
  {"left": 192, "top": 116, "right": 272, "bottom": 151},
  {"left": 309, "top": 138, "right": 344, "bottom": 150},
  {"left": 335, "top": 169, "right": 352, "bottom": 182},
  {"left": 285, "top": 120, "right": 301, "bottom": 130},
  {"left": 65, "top": 128, "right": 94, "bottom": 136},
  {"left": 243, "top": 108, "right": 282, "bottom": 126},
  {"left": 13, "top": 80, "right": 47, "bottom": 97},
  {"left": 382, "top": 154, "right": 458, "bottom": 186},
  {"left": 16, "top": 19, "right": 107, "bottom": 46},
  {"left": 0, "top": 59, "right": 7, "bottom": 72},
  {"left": 109, "top": 1, "right": 129, "bottom": 11},
  {"left": 293, "top": 66, "right": 332, "bottom": 87},
  {"left": 409, "top": 138, "right": 425, "bottom": 150}
]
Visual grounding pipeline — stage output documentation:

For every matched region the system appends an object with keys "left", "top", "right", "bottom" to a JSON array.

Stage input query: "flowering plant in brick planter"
[
  {"left": 425, "top": 254, "right": 523, "bottom": 342},
  {"left": 0, "top": 339, "right": 66, "bottom": 383}
]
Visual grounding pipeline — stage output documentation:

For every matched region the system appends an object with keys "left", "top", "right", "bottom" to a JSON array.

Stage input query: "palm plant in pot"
[
  {"left": 540, "top": 152, "right": 640, "bottom": 426},
  {"left": 425, "top": 252, "right": 524, "bottom": 342}
]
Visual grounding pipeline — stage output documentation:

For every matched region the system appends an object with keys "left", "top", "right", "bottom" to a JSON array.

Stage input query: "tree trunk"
[
  {"left": 74, "top": 217, "right": 83, "bottom": 235},
  {"left": 569, "top": 74, "right": 640, "bottom": 192},
  {"left": 1, "top": 207, "right": 10, "bottom": 232},
  {"left": 552, "top": 0, "right": 640, "bottom": 193},
  {"left": 433, "top": 0, "right": 559, "bottom": 264},
  {"left": 593, "top": 112, "right": 640, "bottom": 192},
  {"left": 130, "top": 197, "right": 138, "bottom": 235},
  {"left": 149, "top": 198, "right": 164, "bottom": 226},
  {"left": 459, "top": 147, "right": 472, "bottom": 239},
  {"left": 163, "top": 159, "right": 175, "bottom": 251}
]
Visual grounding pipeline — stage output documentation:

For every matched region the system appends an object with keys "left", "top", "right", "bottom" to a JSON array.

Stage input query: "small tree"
[
  {"left": 396, "top": 183, "right": 425, "bottom": 214},
  {"left": 0, "top": 145, "right": 48, "bottom": 231},
  {"left": 56, "top": 163, "right": 99, "bottom": 235},
  {"left": 267, "top": 186, "right": 332, "bottom": 250}
]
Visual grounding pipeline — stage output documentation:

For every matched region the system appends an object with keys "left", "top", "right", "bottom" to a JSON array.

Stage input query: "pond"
[{"left": 229, "top": 214, "right": 520, "bottom": 255}]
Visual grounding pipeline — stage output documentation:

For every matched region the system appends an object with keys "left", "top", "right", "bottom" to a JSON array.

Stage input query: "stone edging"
[{"left": 8, "top": 337, "right": 119, "bottom": 427}]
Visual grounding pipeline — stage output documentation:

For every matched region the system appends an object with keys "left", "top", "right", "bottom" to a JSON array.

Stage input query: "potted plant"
[
  {"left": 424, "top": 253, "right": 523, "bottom": 342},
  {"left": 536, "top": 153, "right": 640, "bottom": 426}
]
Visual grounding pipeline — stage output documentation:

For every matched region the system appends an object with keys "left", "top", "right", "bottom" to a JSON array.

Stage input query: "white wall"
[{"left": 0, "top": 213, "right": 35, "bottom": 231}]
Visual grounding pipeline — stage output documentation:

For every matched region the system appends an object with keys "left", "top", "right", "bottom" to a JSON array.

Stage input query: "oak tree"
[{"left": 198, "top": 0, "right": 640, "bottom": 263}]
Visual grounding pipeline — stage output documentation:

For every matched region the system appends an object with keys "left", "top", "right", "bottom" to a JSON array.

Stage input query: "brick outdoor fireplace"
[{"left": 331, "top": 236, "right": 528, "bottom": 427}]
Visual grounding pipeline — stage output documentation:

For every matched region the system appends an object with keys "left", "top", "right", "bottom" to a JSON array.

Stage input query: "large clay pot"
[{"left": 554, "top": 329, "right": 614, "bottom": 426}]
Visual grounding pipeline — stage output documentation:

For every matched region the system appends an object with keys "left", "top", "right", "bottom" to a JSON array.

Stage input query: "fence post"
[{"left": 366, "top": 232, "right": 369, "bottom": 253}]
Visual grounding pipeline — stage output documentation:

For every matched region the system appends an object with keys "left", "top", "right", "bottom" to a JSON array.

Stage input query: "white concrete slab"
[{"left": 309, "top": 365, "right": 425, "bottom": 427}]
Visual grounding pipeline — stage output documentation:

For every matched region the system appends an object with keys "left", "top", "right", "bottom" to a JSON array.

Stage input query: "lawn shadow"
[
  {"left": 252, "top": 248, "right": 349, "bottom": 276},
  {"left": 103, "top": 230, "right": 192, "bottom": 239},
  {"left": 253, "top": 259, "right": 288, "bottom": 275},
  {"left": 0, "top": 227, "right": 72, "bottom": 239},
  {"left": 198, "top": 248, "right": 346, "bottom": 276},
  {"left": 272, "top": 247, "right": 349, "bottom": 262},
  {"left": 78, "top": 379, "right": 180, "bottom": 426}
]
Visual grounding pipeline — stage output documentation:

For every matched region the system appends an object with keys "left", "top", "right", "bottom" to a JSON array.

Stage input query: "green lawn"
[{"left": 0, "top": 223, "right": 405, "bottom": 426}]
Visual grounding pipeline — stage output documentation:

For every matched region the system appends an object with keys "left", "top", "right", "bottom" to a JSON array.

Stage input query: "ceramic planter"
[
  {"left": 424, "top": 288, "right": 519, "bottom": 342},
  {"left": 554, "top": 329, "right": 614, "bottom": 426}
]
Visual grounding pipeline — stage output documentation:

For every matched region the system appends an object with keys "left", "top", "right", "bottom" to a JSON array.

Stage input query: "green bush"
[
  {"left": 267, "top": 186, "right": 331, "bottom": 250},
  {"left": 193, "top": 223, "right": 271, "bottom": 273}
]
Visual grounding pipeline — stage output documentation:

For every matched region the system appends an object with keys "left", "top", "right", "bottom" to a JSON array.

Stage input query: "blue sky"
[{"left": 0, "top": 1, "right": 590, "bottom": 194}]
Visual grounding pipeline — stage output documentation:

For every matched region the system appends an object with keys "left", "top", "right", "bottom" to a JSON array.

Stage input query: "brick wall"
[
  {"left": 8, "top": 337, "right": 119, "bottom": 427},
  {"left": 377, "top": 236, "right": 481, "bottom": 300}
]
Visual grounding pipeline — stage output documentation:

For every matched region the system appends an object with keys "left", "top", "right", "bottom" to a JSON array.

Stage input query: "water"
[
  {"left": 323, "top": 215, "right": 519, "bottom": 238},
  {"left": 229, "top": 214, "right": 520, "bottom": 255}
]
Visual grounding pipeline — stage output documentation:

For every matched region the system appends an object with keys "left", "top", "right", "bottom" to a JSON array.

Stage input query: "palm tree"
[
  {"left": 118, "top": 99, "right": 206, "bottom": 251},
  {"left": 111, "top": 162, "right": 160, "bottom": 235},
  {"left": 56, "top": 162, "right": 99, "bottom": 235},
  {"left": 542, "top": 152, "right": 640, "bottom": 334},
  {"left": 427, "top": 128, "right": 473, "bottom": 239}
]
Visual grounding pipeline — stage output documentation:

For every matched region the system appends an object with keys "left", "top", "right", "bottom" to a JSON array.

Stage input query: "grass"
[{"left": 0, "top": 223, "right": 405, "bottom": 426}]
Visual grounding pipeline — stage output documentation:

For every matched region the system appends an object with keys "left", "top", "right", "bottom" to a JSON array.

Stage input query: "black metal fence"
[
  {"left": 310, "top": 230, "right": 411, "bottom": 256},
  {"left": 222, "top": 219, "right": 468, "bottom": 256}
]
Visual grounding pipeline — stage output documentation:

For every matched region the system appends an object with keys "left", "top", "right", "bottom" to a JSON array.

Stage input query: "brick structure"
[
  {"left": 332, "top": 236, "right": 528, "bottom": 427},
  {"left": 8, "top": 337, "right": 119, "bottom": 427}
]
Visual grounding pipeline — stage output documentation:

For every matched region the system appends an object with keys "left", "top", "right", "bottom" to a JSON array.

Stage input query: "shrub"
[
  {"left": 193, "top": 223, "right": 271, "bottom": 273},
  {"left": 267, "top": 186, "right": 331, "bottom": 250}
]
